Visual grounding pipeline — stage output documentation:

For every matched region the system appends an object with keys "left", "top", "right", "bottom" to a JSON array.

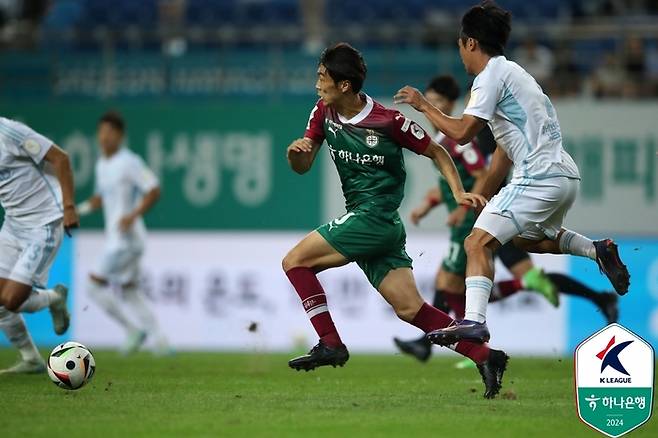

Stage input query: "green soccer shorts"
[
  {"left": 440, "top": 209, "right": 477, "bottom": 276},
  {"left": 316, "top": 208, "right": 413, "bottom": 289}
]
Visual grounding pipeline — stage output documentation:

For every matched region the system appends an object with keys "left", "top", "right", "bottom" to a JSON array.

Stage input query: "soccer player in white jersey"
[
  {"left": 394, "top": 1, "right": 630, "bottom": 345},
  {"left": 77, "top": 111, "right": 168, "bottom": 354},
  {"left": 0, "top": 117, "right": 78, "bottom": 374}
]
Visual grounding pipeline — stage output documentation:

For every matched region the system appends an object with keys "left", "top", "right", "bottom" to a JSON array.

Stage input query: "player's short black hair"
[
  {"left": 98, "top": 110, "right": 125, "bottom": 133},
  {"left": 460, "top": 1, "right": 512, "bottom": 57},
  {"left": 319, "top": 43, "right": 367, "bottom": 93},
  {"left": 426, "top": 75, "right": 461, "bottom": 102}
]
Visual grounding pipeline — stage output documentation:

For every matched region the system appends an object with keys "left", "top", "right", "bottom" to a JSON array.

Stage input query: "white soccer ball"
[{"left": 47, "top": 342, "right": 96, "bottom": 390}]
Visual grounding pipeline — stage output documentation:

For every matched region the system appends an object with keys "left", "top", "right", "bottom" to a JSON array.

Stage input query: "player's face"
[
  {"left": 458, "top": 37, "right": 475, "bottom": 75},
  {"left": 424, "top": 90, "right": 455, "bottom": 115},
  {"left": 316, "top": 64, "right": 343, "bottom": 106},
  {"left": 97, "top": 122, "right": 123, "bottom": 157}
]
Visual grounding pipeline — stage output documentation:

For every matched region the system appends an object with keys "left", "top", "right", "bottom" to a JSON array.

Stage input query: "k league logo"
[
  {"left": 575, "top": 323, "right": 654, "bottom": 437},
  {"left": 597, "top": 336, "right": 633, "bottom": 379}
]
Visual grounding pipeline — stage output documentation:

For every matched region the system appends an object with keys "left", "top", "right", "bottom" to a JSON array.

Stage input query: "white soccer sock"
[
  {"left": 16, "top": 288, "right": 59, "bottom": 313},
  {"left": 464, "top": 276, "right": 493, "bottom": 323},
  {"left": 88, "top": 281, "right": 137, "bottom": 333},
  {"left": 123, "top": 285, "right": 168, "bottom": 346},
  {"left": 559, "top": 229, "right": 596, "bottom": 260},
  {"left": 0, "top": 306, "right": 42, "bottom": 362}
]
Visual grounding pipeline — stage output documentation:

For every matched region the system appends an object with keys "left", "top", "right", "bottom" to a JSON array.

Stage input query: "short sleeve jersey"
[
  {"left": 0, "top": 117, "right": 63, "bottom": 227},
  {"left": 95, "top": 148, "right": 159, "bottom": 248},
  {"left": 464, "top": 56, "right": 580, "bottom": 183},
  {"left": 305, "top": 94, "right": 430, "bottom": 212},
  {"left": 435, "top": 132, "right": 485, "bottom": 211}
]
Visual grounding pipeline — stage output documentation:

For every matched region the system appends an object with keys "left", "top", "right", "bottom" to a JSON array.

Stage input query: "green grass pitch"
[{"left": 1, "top": 349, "right": 656, "bottom": 437}]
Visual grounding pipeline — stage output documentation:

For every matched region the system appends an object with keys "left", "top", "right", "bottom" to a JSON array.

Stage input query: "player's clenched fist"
[
  {"left": 287, "top": 138, "right": 317, "bottom": 175},
  {"left": 63, "top": 204, "right": 80, "bottom": 237},
  {"left": 287, "top": 138, "right": 314, "bottom": 155}
]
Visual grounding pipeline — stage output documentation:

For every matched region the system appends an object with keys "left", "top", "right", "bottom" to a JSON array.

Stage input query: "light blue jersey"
[
  {"left": 0, "top": 117, "right": 62, "bottom": 227},
  {"left": 95, "top": 148, "right": 159, "bottom": 249},
  {"left": 464, "top": 56, "right": 580, "bottom": 183}
]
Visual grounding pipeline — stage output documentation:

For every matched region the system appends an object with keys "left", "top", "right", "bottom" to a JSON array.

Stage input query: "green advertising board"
[{"left": 0, "top": 101, "right": 322, "bottom": 230}]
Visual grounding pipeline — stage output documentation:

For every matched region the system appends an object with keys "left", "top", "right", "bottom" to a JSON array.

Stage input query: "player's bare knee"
[
  {"left": 464, "top": 233, "right": 484, "bottom": 257},
  {"left": 393, "top": 304, "right": 417, "bottom": 322},
  {"left": 391, "top": 298, "right": 423, "bottom": 322},
  {"left": 282, "top": 250, "right": 302, "bottom": 272}
]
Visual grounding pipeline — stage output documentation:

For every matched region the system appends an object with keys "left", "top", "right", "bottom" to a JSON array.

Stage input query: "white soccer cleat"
[
  {"left": 0, "top": 358, "right": 47, "bottom": 375},
  {"left": 49, "top": 284, "right": 70, "bottom": 335}
]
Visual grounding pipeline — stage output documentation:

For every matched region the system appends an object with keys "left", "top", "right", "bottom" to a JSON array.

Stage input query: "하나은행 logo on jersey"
[
  {"left": 575, "top": 323, "right": 654, "bottom": 437},
  {"left": 328, "top": 145, "right": 384, "bottom": 166}
]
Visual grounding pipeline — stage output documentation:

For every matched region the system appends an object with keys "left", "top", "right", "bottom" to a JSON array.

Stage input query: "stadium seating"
[{"left": 41, "top": 0, "right": 573, "bottom": 33}]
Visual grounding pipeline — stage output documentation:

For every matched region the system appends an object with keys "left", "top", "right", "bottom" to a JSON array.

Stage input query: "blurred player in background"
[
  {"left": 0, "top": 117, "right": 77, "bottom": 374},
  {"left": 393, "top": 75, "right": 619, "bottom": 366},
  {"left": 282, "top": 43, "right": 508, "bottom": 398},
  {"left": 77, "top": 111, "right": 169, "bottom": 355},
  {"left": 394, "top": 1, "right": 630, "bottom": 347}
]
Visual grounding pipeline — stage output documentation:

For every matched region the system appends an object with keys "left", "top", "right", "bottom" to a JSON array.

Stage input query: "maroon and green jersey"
[
  {"left": 304, "top": 94, "right": 430, "bottom": 212},
  {"left": 434, "top": 131, "right": 486, "bottom": 212}
]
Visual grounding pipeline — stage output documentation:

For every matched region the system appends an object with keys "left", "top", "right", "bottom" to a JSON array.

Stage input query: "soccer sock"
[
  {"left": 547, "top": 273, "right": 601, "bottom": 303},
  {"left": 443, "top": 293, "right": 466, "bottom": 320},
  {"left": 0, "top": 306, "right": 42, "bottom": 362},
  {"left": 88, "top": 280, "right": 137, "bottom": 333},
  {"left": 123, "top": 285, "right": 168, "bottom": 346},
  {"left": 16, "top": 288, "right": 59, "bottom": 313},
  {"left": 286, "top": 267, "right": 343, "bottom": 348},
  {"left": 410, "top": 303, "right": 490, "bottom": 363},
  {"left": 431, "top": 289, "right": 451, "bottom": 314},
  {"left": 464, "top": 276, "right": 493, "bottom": 323},
  {"left": 489, "top": 279, "right": 523, "bottom": 302},
  {"left": 559, "top": 230, "right": 596, "bottom": 260}
]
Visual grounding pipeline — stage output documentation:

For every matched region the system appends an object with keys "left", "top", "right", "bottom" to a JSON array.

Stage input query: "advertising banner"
[{"left": 71, "top": 232, "right": 567, "bottom": 354}]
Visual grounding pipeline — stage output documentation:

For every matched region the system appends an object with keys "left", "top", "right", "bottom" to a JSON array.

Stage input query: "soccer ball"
[{"left": 47, "top": 342, "right": 96, "bottom": 390}]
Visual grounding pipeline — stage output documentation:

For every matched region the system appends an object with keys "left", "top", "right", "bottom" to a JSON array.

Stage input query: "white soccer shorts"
[
  {"left": 0, "top": 219, "right": 63, "bottom": 288},
  {"left": 474, "top": 177, "right": 580, "bottom": 244},
  {"left": 93, "top": 245, "right": 143, "bottom": 285}
]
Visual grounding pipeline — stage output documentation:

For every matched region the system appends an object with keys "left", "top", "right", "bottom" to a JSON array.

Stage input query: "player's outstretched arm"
[
  {"left": 423, "top": 141, "right": 487, "bottom": 209},
  {"left": 44, "top": 145, "right": 79, "bottom": 235},
  {"left": 77, "top": 195, "right": 103, "bottom": 217},
  {"left": 119, "top": 187, "right": 161, "bottom": 232},
  {"left": 394, "top": 86, "right": 486, "bottom": 144},
  {"left": 410, "top": 187, "right": 441, "bottom": 225},
  {"left": 480, "top": 145, "right": 513, "bottom": 200},
  {"left": 286, "top": 137, "right": 321, "bottom": 175}
]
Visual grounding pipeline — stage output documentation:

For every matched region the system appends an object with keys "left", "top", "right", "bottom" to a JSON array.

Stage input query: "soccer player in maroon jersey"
[{"left": 282, "top": 43, "right": 508, "bottom": 398}]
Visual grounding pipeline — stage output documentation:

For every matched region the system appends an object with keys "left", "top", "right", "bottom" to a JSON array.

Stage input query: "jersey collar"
[{"left": 337, "top": 94, "right": 373, "bottom": 125}]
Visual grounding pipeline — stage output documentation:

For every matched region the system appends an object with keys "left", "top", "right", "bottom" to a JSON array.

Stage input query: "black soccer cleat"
[
  {"left": 477, "top": 349, "right": 509, "bottom": 399},
  {"left": 594, "top": 239, "right": 630, "bottom": 295},
  {"left": 393, "top": 336, "right": 432, "bottom": 363},
  {"left": 288, "top": 341, "right": 349, "bottom": 371},
  {"left": 427, "top": 320, "right": 490, "bottom": 346},
  {"left": 597, "top": 292, "right": 619, "bottom": 324}
]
